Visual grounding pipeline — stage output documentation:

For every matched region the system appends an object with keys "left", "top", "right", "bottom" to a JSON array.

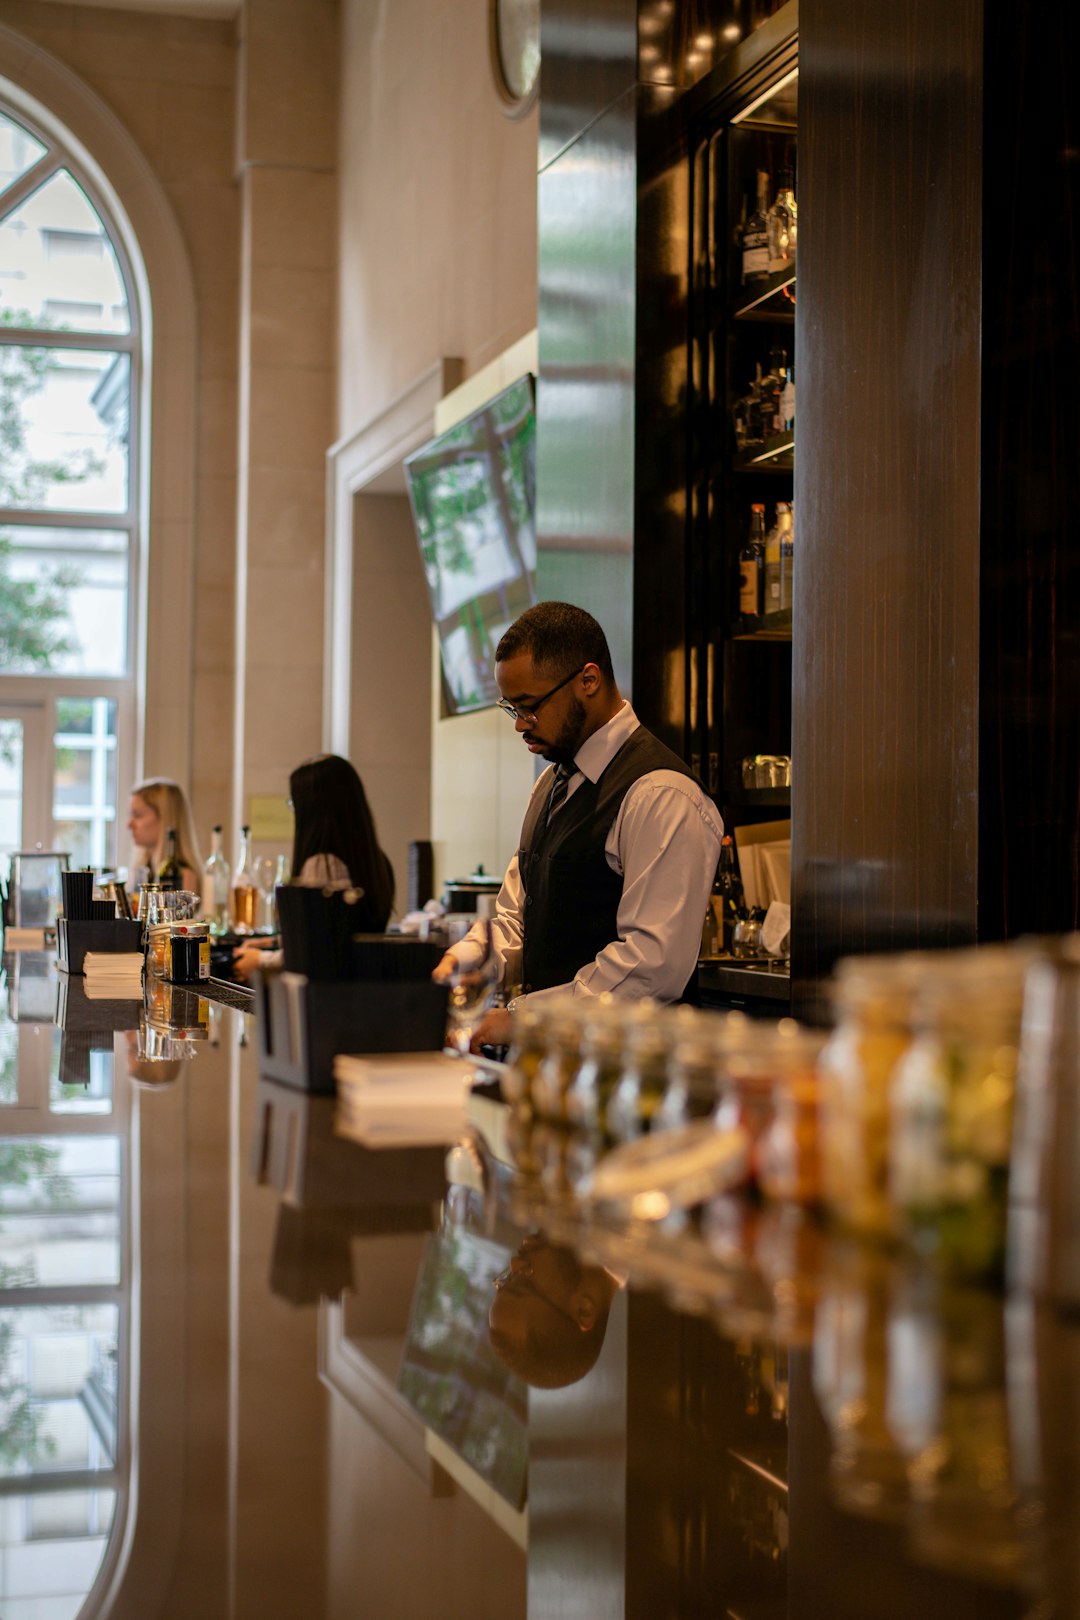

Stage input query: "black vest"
[{"left": 518, "top": 724, "right": 699, "bottom": 995}]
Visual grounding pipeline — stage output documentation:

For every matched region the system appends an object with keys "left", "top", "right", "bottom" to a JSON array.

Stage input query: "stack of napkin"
[
  {"left": 333, "top": 1052, "right": 472, "bottom": 1147},
  {"left": 83, "top": 952, "right": 144, "bottom": 998}
]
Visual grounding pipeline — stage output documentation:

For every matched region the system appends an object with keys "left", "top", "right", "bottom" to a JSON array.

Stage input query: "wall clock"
[{"left": 490, "top": 0, "right": 540, "bottom": 116}]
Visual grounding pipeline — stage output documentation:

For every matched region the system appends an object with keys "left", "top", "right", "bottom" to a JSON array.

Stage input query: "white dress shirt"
[{"left": 451, "top": 702, "right": 723, "bottom": 1005}]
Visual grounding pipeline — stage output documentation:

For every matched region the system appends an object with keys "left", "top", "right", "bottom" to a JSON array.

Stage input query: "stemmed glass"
[
  {"left": 444, "top": 917, "right": 500, "bottom": 1056},
  {"left": 255, "top": 857, "right": 278, "bottom": 935}
]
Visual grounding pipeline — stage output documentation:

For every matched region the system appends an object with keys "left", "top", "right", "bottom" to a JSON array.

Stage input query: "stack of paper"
[
  {"left": 334, "top": 1051, "right": 473, "bottom": 1147},
  {"left": 83, "top": 952, "right": 144, "bottom": 998}
]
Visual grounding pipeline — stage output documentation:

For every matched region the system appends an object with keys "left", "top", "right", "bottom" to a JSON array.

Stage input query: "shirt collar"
[{"left": 572, "top": 700, "right": 638, "bottom": 784}]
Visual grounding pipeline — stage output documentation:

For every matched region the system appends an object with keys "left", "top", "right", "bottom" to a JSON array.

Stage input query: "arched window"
[{"left": 0, "top": 102, "right": 140, "bottom": 875}]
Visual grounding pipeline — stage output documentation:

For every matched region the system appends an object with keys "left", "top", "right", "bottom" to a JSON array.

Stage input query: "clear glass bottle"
[
  {"left": 201, "top": 823, "right": 232, "bottom": 936},
  {"left": 741, "top": 168, "right": 771, "bottom": 285},
  {"left": 157, "top": 827, "right": 182, "bottom": 889},
  {"left": 230, "top": 823, "right": 257, "bottom": 936},
  {"left": 766, "top": 166, "right": 797, "bottom": 269},
  {"left": 779, "top": 500, "right": 794, "bottom": 614}
]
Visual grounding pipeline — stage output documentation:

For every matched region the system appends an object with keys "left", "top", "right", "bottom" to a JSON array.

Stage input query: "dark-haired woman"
[{"left": 232, "top": 754, "right": 394, "bottom": 980}]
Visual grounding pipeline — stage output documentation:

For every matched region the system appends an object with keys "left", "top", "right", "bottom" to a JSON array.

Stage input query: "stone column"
[{"left": 232, "top": 0, "right": 338, "bottom": 852}]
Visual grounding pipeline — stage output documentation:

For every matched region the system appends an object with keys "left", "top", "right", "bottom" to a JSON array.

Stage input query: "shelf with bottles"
[
  {"left": 733, "top": 265, "right": 795, "bottom": 323},
  {"left": 734, "top": 433, "right": 793, "bottom": 472},
  {"left": 731, "top": 609, "right": 792, "bottom": 642}
]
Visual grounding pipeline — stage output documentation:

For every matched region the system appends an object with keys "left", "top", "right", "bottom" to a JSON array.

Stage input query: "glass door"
[{"left": 0, "top": 701, "right": 48, "bottom": 872}]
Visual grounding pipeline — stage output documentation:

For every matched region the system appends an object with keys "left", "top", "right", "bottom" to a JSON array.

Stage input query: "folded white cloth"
[{"left": 761, "top": 901, "right": 791, "bottom": 957}]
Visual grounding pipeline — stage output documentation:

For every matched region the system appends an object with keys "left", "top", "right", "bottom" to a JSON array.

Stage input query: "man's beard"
[{"left": 536, "top": 696, "right": 587, "bottom": 764}]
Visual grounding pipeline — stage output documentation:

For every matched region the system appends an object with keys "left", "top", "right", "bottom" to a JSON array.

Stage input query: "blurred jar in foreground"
[
  {"left": 607, "top": 1000, "right": 670, "bottom": 1141},
  {"left": 889, "top": 950, "right": 1027, "bottom": 1281},
  {"left": 757, "top": 1029, "right": 826, "bottom": 1205},
  {"left": 565, "top": 995, "right": 623, "bottom": 1131},
  {"left": 502, "top": 1001, "right": 547, "bottom": 1108},
  {"left": 655, "top": 1007, "right": 744, "bottom": 1132},
  {"left": 532, "top": 999, "right": 586, "bottom": 1123},
  {"left": 818, "top": 957, "right": 920, "bottom": 1239}
]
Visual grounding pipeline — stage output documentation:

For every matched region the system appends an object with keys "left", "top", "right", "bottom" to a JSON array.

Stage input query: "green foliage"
[{"left": 0, "top": 307, "right": 95, "bottom": 681}]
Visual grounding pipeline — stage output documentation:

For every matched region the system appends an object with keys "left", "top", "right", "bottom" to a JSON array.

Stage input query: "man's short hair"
[{"left": 496, "top": 601, "right": 614, "bottom": 683}]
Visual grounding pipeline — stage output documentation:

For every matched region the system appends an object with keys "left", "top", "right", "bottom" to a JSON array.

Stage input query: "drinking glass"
[
  {"left": 444, "top": 918, "right": 499, "bottom": 1055},
  {"left": 256, "top": 857, "right": 277, "bottom": 934}
]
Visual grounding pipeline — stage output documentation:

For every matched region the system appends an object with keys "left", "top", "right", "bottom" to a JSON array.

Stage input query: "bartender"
[{"left": 435, "top": 601, "right": 722, "bottom": 1050}]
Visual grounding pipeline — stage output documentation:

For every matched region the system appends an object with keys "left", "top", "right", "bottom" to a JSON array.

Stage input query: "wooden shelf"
[{"left": 735, "top": 431, "right": 794, "bottom": 470}]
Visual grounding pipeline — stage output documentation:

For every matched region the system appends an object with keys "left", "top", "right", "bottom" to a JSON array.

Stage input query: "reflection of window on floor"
[{"left": 53, "top": 698, "right": 118, "bottom": 870}]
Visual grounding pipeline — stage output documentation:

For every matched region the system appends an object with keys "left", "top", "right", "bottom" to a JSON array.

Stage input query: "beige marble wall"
[
  {"left": 233, "top": 0, "right": 337, "bottom": 851},
  {"left": 337, "top": 0, "right": 538, "bottom": 896},
  {"left": 0, "top": 1, "right": 240, "bottom": 851}
]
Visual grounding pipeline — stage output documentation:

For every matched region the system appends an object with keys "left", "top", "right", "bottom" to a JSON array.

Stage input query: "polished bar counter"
[{"left": 1, "top": 950, "right": 1077, "bottom": 1619}]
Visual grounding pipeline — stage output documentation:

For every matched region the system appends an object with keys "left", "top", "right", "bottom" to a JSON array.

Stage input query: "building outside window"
[{"left": 0, "top": 104, "right": 139, "bottom": 880}]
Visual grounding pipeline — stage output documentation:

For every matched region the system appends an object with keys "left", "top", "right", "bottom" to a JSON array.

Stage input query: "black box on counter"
[
  {"left": 57, "top": 917, "right": 143, "bottom": 975},
  {"left": 253, "top": 972, "right": 449, "bottom": 1095}
]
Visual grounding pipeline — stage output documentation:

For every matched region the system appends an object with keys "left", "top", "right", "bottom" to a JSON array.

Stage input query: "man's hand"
[
  {"left": 431, "top": 951, "right": 457, "bottom": 984},
  {"left": 232, "top": 940, "right": 275, "bottom": 982},
  {"left": 468, "top": 1007, "right": 513, "bottom": 1053}
]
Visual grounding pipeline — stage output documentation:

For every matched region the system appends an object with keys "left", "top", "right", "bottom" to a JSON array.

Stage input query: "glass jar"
[
  {"left": 532, "top": 998, "right": 586, "bottom": 1123},
  {"left": 565, "top": 995, "right": 623, "bottom": 1131},
  {"left": 607, "top": 1001, "right": 670, "bottom": 1142},
  {"left": 758, "top": 1056, "right": 824, "bottom": 1206},
  {"left": 889, "top": 952, "right": 1027, "bottom": 1280},
  {"left": 817, "top": 957, "right": 921, "bottom": 1238},
  {"left": 656, "top": 1007, "right": 737, "bottom": 1132},
  {"left": 502, "top": 1001, "right": 547, "bottom": 1108}
]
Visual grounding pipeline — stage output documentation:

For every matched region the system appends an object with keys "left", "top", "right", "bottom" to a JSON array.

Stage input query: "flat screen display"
[{"left": 405, "top": 374, "right": 536, "bottom": 715}]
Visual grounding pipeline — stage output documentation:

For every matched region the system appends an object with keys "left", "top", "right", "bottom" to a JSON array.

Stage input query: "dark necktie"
[{"left": 546, "top": 764, "right": 574, "bottom": 825}]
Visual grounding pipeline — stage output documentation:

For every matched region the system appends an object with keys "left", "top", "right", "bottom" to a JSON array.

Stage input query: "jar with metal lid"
[
  {"left": 607, "top": 1001, "right": 670, "bottom": 1142},
  {"left": 564, "top": 995, "right": 623, "bottom": 1131},
  {"left": 889, "top": 951, "right": 1027, "bottom": 1279},
  {"left": 532, "top": 998, "right": 587, "bottom": 1123},
  {"left": 165, "top": 922, "right": 210, "bottom": 984},
  {"left": 817, "top": 956, "right": 921, "bottom": 1238},
  {"left": 502, "top": 1001, "right": 547, "bottom": 1109}
]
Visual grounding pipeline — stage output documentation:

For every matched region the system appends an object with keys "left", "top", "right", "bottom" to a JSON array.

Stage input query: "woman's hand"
[{"left": 232, "top": 939, "right": 276, "bottom": 982}]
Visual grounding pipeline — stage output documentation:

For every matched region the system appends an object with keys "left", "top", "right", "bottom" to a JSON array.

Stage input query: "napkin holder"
[
  {"left": 253, "top": 971, "right": 449, "bottom": 1094},
  {"left": 57, "top": 917, "right": 143, "bottom": 975}
]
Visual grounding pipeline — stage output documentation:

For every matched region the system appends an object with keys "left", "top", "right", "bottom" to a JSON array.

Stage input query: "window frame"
[{"left": 0, "top": 101, "right": 141, "bottom": 870}]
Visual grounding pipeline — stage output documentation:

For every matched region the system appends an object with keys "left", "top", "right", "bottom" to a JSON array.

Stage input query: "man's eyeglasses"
[
  {"left": 496, "top": 664, "right": 586, "bottom": 724},
  {"left": 493, "top": 1259, "right": 581, "bottom": 1328}
]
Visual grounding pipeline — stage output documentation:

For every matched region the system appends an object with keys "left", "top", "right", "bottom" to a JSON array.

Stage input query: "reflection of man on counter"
[
  {"left": 435, "top": 601, "right": 722, "bottom": 1049},
  {"left": 488, "top": 1233, "right": 622, "bottom": 1389}
]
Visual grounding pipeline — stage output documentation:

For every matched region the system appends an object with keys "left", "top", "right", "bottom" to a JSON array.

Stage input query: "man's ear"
[
  {"left": 580, "top": 662, "right": 602, "bottom": 697},
  {"left": 574, "top": 1292, "right": 598, "bottom": 1332}
]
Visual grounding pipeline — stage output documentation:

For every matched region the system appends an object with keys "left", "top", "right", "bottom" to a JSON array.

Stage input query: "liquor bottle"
[
  {"left": 764, "top": 503, "right": 787, "bottom": 614},
  {"left": 739, "top": 504, "right": 766, "bottom": 619},
  {"left": 201, "top": 824, "right": 232, "bottom": 936},
  {"left": 779, "top": 360, "right": 795, "bottom": 433},
  {"left": 779, "top": 502, "right": 794, "bottom": 613},
  {"left": 741, "top": 169, "right": 771, "bottom": 285},
  {"left": 766, "top": 166, "right": 797, "bottom": 269},
  {"left": 712, "top": 835, "right": 747, "bottom": 954},
  {"left": 158, "top": 827, "right": 182, "bottom": 889},
  {"left": 231, "top": 824, "right": 257, "bottom": 936}
]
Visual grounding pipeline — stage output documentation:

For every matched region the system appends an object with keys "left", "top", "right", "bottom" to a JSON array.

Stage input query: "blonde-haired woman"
[{"left": 127, "top": 777, "right": 203, "bottom": 891}]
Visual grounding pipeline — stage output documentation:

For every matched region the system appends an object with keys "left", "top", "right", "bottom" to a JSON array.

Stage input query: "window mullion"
[{"left": 0, "top": 151, "right": 60, "bottom": 225}]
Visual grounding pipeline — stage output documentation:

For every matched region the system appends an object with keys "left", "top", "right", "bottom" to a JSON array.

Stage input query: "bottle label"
[
  {"left": 739, "top": 562, "right": 759, "bottom": 615},
  {"left": 742, "top": 242, "right": 769, "bottom": 278},
  {"left": 781, "top": 379, "right": 795, "bottom": 429}
]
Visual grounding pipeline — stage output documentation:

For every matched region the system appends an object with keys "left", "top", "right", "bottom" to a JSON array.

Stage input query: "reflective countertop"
[{"left": 1, "top": 950, "right": 1076, "bottom": 1619}]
